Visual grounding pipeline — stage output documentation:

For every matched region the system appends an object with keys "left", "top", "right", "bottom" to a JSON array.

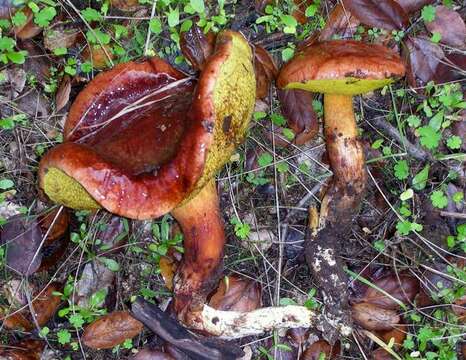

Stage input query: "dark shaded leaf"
[
  {"left": 180, "top": 24, "right": 214, "bottom": 71},
  {"left": 342, "top": 0, "right": 409, "bottom": 30},
  {"left": 352, "top": 273, "right": 419, "bottom": 309},
  {"left": 209, "top": 275, "right": 261, "bottom": 312},
  {"left": 394, "top": 0, "right": 433, "bottom": 14},
  {"left": 277, "top": 89, "right": 319, "bottom": 145},
  {"left": 132, "top": 347, "right": 175, "bottom": 360},
  {"left": 378, "top": 325, "right": 407, "bottom": 346},
  {"left": 38, "top": 207, "right": 69, "bottom": 244},
  {"left": 372, "top": 348, "right": 393, "bottom": 360},
  {"left": 351, "top": 302, "right": 400, "bottom": 331},
  {"left": 301, "top": 340, "right": 340, "bottom": 360},
  {"left": 319, "top": 4, "right": 360, "bottom": 41},
  {"left": 433, "top": 53, "right": 466, "bottom": 84},
  {"left": 0, "top": 339, "right": 45, "bottom": 360},
  {"left": 2, "top": 282, "right": 62, "bottom": 330},
  {"left": 405, "top": 36, "right": 444, "bottom": 86},
  {"left": 425, "top": 6, "right": 465, "bottom": 48},
  {"left": 1, "top": 215, "right": 42, "bottom": 275},
  {"left": 253, "top": 45, "right": 278, "bottom": 99},
  {"left": 82, "top": 311, "right": 144, "bottom": 349}
]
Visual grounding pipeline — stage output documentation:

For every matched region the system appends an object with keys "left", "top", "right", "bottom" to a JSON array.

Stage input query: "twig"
[
  {"left": 439, "top": 211, "right": 466, "bottom": 219},
  {"left": 370, "top": 118, "right": 432, "bottom": 161}
]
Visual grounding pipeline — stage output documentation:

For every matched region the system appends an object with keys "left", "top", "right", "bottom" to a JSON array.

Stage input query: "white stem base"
[{"left": 189, "top": 305, "right": 321, "bottom": 340}]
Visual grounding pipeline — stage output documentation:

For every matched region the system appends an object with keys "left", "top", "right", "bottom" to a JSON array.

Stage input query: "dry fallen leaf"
[
  {"left": 405, "top": 35, "right": 445, "bottom": 86},
  {"left": 0, "top": 338, "right": 45, "bottom": 360},
  {"left": 277, "top": 88, "right": 319, "bottom": 145},
  {"left": 82, "top": 311, "right": 144, "bottom": 349},
  {"left": 254, "top": 45, "right": 278, "bottom": 99},
  {"left": 2, "top": 282, "right": 62, "bottom": 331},
  {"left": 159, "top": 256, "right": 177, "bottom": 290},
  {"left": 394, "top": 0, "right": 433, "bottom": 14},
  {"left": 372, "top": 348, "right": 393, "bottom": 360},
  {"left": 132, "top": 347, "right": 174, "bottom": 360},
  {"left": 352, "top": 302, "right": 400, "bottom": 331},
  {"left": 38, "top": 207, "right": 69, "bottom": 244},
  {"left": 111, "top": 0, "right": 142, "bottom": 11},
  {"left": 13, "top": 7, "right": 42, "bottom": 40},
  {"left": 301, "top": 340, "right": 340, "bottom": 360},
  {"left": 0, "top": 215, "right": 43, "bottom": 275},
  {"left": 180, "top": 23, "right": 215, "bottom": 71},
  {"left": 292, "top": 0, "right": 312, "bottom": 24},
  {"left": 425, "top": 6, "right": 466, "bottom": 49},
  {"left": 44, "top": 22, "right": 82, "bottom": 52},
  {"left": 353, "top": 273, "right": 419, "bottom": 310},
  {"left": 82, "top": 45, "right": 114, "bottom": 69},
  {"left": 342, "top": 0, "right": 409, "bottom": 30},
  {"left": 319, "top": 4, "right": 360, "bottom": 41},
  {"left": 378, "top": 325, "right": 407, "bottom": 346},
  {"left": 209, "top": 275, "right": 261, "bottom": 312}
]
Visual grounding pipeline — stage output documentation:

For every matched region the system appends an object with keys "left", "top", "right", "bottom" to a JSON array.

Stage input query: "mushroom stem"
[
  {"left": 171, "top": 180, "right": 225, "bottom": 319},
  {"left": 305, "top": 94, "right": 366, "bottom": 342}
]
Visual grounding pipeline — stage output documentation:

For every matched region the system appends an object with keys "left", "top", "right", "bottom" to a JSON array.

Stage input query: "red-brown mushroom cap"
[
  {"left": 38, "top": 30, "right": 255, "bottom": 219},
  {"left": 277, "top": 40, "right": 405, "bottom": 95}
]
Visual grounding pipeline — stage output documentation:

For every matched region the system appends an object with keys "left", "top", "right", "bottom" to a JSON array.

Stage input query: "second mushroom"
[{"left": 277, "top": 40, "right": 405, "bottom": 338}]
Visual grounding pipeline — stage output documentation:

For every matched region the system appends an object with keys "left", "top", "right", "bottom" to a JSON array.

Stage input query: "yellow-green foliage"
[
  {"left": 285, "top": 78, "right": 393, "bottom": 95},
  {"left": 43, "top": 167, "right": 100, "bottom": 210}
]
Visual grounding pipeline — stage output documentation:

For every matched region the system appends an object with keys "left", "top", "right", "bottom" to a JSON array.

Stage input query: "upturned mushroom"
[
  {"left": 38, "top": 30, "right": 256, "bottom": 319},
  {"left": 277, "top": 40, "right": 405, "bottom": 337}
]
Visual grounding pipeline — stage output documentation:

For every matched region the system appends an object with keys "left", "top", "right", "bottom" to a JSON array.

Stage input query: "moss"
[
  {"left": 285, "top": 78, "right": 393, "bottom": 95},
  {"left": 193, "top": 32, "right": 256, "bottom": 197},
  {"left": 43, "top": 167, "right": 100, "bottom": 210}
]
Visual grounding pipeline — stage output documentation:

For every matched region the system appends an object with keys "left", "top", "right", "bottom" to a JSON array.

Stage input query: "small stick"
[
  {"left": 439, "top": 211, "right": 466, "bottom": 219},
  {"left": 370, "top": 118, "right": 432, "bottom": 161}
]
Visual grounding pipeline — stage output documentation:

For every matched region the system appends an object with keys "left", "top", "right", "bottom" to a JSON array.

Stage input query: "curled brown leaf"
[
  {"left": 209, "top": 275, "right": 261, "bottom": 312},
  {"left": 352, "top": 302, "right": 400, "bottom": 331},
  {"left": 425, "top": 6, "right": 466, "bottom": 49},
  {"left": 277, "top": 88, "right": 319, "bottom": 145},
  {"left": 342, "top": 0, "right": 409, "bottom": 30},
  {"left": 13, "top": 7, "right": 42, "bottom": 40},
  {"left": 352, "top": 273, "right": 419, "bottom": 309},
  {"left": 0, "top": 338, "right": 45, "bottom": 360},
  {"left": 254, "top": 45, "right": 278, "bottom": 99},
  {"left": 180, "top": 24, "right": 215, "bottom": 71},
  {"left": 301, "top": 340, "right": 340, "bottom": 360},
  {"left": 82, "top": 45, "right": 114, "bottom": 69},
  {"left": 394, "top": 0, "right": 433, "bottom": 14},
  {"left": 319, "top": 4, "right": 360, "bottom": 41},
  {"left": 38, "top": 207, "right": 69, "bottom": 244},
  {"left": 82, "top": 311, "right": 144, "bottom": 349}
]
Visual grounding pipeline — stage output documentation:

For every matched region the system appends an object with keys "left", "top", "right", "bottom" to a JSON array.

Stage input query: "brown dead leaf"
[
  {"left": 18, "top": 41, "right": 51, "bottom": 84},
  {"left": 277, "top": 88, "right": 319, "bottom": 145},
  {"left": 82, "top": 45, "right": 114, "bottom": 69},
  {"left": 319, "top": 4, "right": 360, "bottom": 41},
  {"left": 13, "top": 7, "right": 42, "bottom": 40},
  {"left": 405, "top": 35, "right": 445, "bottom": 86},
  {"left": 254, "top": 45, "right": 278, "bottom": 99},
  {"left": 425, "top": 6, "right": 465, "bottom": 49},
  {"left": 394, "top": 0, "right": 433, "bottom": 14},
  {"left": 44, "top": 23, "right": 82, "bottom": 52},
  {"left": 180, "top": 23, "right": 215, "bottom": 71},
  {"left": 132, "top": 347, "right": 174, "bottom": 360},
  {"left": 378, "top": 325, "right": 407, "bottom": 346},
  {"left": 95, "top": 215, "right": 129, "bottom": 253},
  {"left": 2, "top": 282, "right": 62, "bottom": 330},
  {"left": 353, "top": 273, "right": 419, "bottom": 310},
  {"left": 111, "top": 0, "right": 142, "bottom": 11},
  {"left": 452, "top": 294, "right": 466, "bottom": 322},
  {"left": 38, "top": 207, "right": 69, "bottom": 244},
  {"left": 342, "top": 0, "right": 409, "bottom": 30},
  {"left": 301, "top": 340, "right": 340, "bottom": 360},
  {"left": 1, "top": 215, "right": 43, "bottom": 275},
  {"left": 0, "top": 339, "right": 45, "bottom": 360},
  {"left": 372, "top": 348, "right": 392, "bottom": 360},
  {"left": 352, "top": 302, "right": 400, "bottom": 331},
  {"left": 82, "top": 311, "right": 144, "bottom": 349},
  {"left": 292, "top": 0, "right": 313, "bottom": 24},
  {"left": 209, "top": 275, "right": 261, "bottom": 312}
]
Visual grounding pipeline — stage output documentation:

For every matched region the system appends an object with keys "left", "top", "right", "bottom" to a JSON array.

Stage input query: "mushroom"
[
  {"left": 38, "top": 30, "right": 256, "bottom": 319},
  {"left": 277, "top": 40, "right": 405, "bottom": 338}
]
